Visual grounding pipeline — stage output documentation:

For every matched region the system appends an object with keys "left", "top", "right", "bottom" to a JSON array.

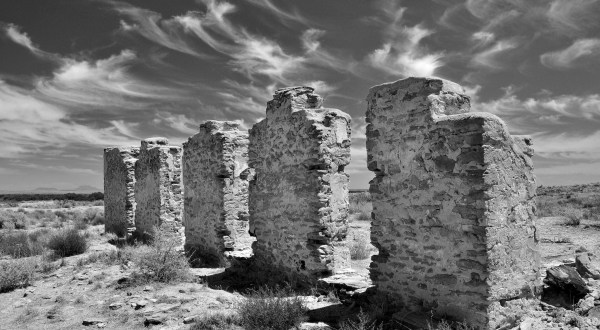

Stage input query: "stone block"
[
  {"left": 249, "top": 86, "right": 351, "bottom": 280},
  {"left": 366, "top": 77, "right": 540, "bottom": 328},
  {"left": 104, "top": 146, "right": 139, "bottom": 237},
  {"left": 134, "top": 137, "right": 183, "bottom": 244},
  {"left": 183, "top": 121, "right": 254, "bottom": 264}
]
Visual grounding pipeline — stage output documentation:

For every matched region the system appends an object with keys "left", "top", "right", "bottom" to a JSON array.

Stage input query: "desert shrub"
[
  {"left": 0, "top": 210, "right": 28, "bottom": 229},
  {"left": 57, "top": 200, "right": 75, "bottom": 208},
  {"left": 84, "top": 208, "right": 103, "bottom": 224},
  {"left": 0, "top": 230, "right": 47, "bottom": 258},
  {"left": 131, "top": 232, "right": 190, "bottom": 283},
  {"left": 349, "top": 192, "right": 373, "bottom": 221},
  {"left": 559, "top": 207, "right": 584, "bottom": 226},
  {"left": 0, "top": 259, "right": 36, "bottom": 293},
  {"left": 91, "top": 200, "right": 104, "bottom": 207},
  {"left": 339, "top": 309, "right": 383, "bottom": 330},
  {"left": 190, "top": 313, "right": 241, "bottom": 330},
  {"left": 47, "top": 228, "right": 88, "bottom": 258},
  {"left": 74, "top": 220, "right": 89, "bottom": 231},
  {"left": 237, "top": 286, "right": 307, "bottom": 330},
  {"left": 349, "top": 235, "right": 372, "bottom": 260}
]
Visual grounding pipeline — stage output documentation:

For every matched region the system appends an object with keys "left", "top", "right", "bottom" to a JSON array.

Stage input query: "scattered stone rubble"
[
  {"left": 103, "top": 146, "right": 139, "bottom": 237},
  {"left": 183, "top": 121, "right": 254, "bottom": 264},
  {"left": 248, "top": 86, "right": 352, "bottom": 280},
  {"left": 134, "top": 138, "right": 183, "bottom": 244},
  {"left": 365, "top": 77, "right": 540, "bottom": 328}
]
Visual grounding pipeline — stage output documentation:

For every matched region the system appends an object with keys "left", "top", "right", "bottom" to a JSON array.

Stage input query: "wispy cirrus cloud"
[
  {"left": 116, "top": 6, "right": 211, "bottom": 59},
  {"left": 2, "top": 23, "right": 58, "bottom": 61},
  {"left": 0, "top": 79, "right": 133, "bottom": 159},
  {"left": 546, "top": 0, "right": 600, "bottom": 36},
  {"left": 540, "top": 38, "right": 600, "bottom": 69},
  {"left": 470, "top": 39, "right": 520, "bottom": 70},
  {"left": 367, "top": 1, "right": 443, "bottom": 77},
  {"left": 476, "top": 89, "right": 600, "bottom": 162},
  {"left": 245, "top": 0, "right": 309, "bottom": 26},
  {"left": 36, "top": 49, "right": 185, "bottom": 110}
]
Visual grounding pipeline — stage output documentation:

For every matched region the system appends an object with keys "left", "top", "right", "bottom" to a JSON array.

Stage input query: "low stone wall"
[
  {"left": 248, "top": 86, "right": 351, "bottom": 281},
  {"left": 134, "top": 137, "right": 183, "bottom": 244},
  {"left": 183, "top": 121, "right": 254, "bottom": 264},
  {"left": 104, "top": 146, "right": 139, "bottom": 237},
  {"left": 365, "top": 77, "right": 540, "bottom": 328}
]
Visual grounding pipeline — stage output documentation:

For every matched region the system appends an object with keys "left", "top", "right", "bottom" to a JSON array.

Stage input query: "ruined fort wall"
[
  {"left": 366, "top": 77, "right": 539, "bottom": 328},
  {"left": 183, "top": 121, "right": 253, "bottom": 263},
  {"left": 249, "top": 87, "right": 351, "bottom": 279},
  {"left": 134, "top": 138, "right": 183, "bottom": 242},
  {"left": 104, "top": 147, "right": 139, "bottom": 237}
]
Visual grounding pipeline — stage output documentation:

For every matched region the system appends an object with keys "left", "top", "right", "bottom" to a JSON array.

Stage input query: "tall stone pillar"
[
  {"left": 366, "top": 77, "right": 539, "bottom": 328},
  {"left": 104, "top": 146, "right": 139, "bottom": 237},
  {"left": 183, "top": 121, "right": 254, "bottom": 265},
  {"left": 249, "top": 86, "right": 351, "bottom": 281},
  {"left": 134, "top": 137, "right": 183, "bottom": 243}
]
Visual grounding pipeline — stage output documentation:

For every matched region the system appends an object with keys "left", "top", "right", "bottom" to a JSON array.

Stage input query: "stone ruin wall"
[
  {"left": 134, "top": 137, "right": 184, "bottom": 243},
  {"left": 183, "top": 121, "right": 254, "bottom": 264},
  {"left": 366, "top": 77, "right": 540, "bottom": 328},
  {"left": 248, "top": 87, "right": 351, "bottom": 280},
  {"left": 104, "top": 147, "right": 139, "bottom": 237}
]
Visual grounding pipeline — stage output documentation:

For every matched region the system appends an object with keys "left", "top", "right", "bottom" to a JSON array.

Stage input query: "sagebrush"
[
  {"left": 47, "top": 228, "right": 88, "bottom": 258},
  {"left": 0, "top": 259, "right": 36, "bottom": 293},
  {"left": 132, "top": 231, "right": 190, "bottom": 283},
  {"left": 237, "top": 286, "right": 307, "bottom": 330}
]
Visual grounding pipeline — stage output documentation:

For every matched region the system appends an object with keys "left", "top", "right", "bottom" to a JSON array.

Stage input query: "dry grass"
[
  {"left": 0, "top": 258, "right": 36, "bottom": 293},
  {"left": 46, "top": 228, "right": 88, "bottom": 258},
  {"left": 130, "top": 230, "right": 190, "bottom": 284},
  {"left": 237, "top": 286, "right": 307, "bottom": 330},
  {"left": 339, "top": 309, "right": 383, "bottom": 330},
  {"left": 349, "top": 192, "right": 372, "bottom": 221},
  {"left": 0, "top": 229, "right": 50, "bottom": 258},
  {"left": 349, "top": 233, "right": 372, "bottom": 260}
]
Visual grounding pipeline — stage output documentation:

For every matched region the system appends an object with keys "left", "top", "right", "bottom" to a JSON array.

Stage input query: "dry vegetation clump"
[
  {"left": 131, "top": 231, "right": 191, "bottom": 284},
  {"left": 0, "top": 258, "right": 36, "bottom": 293},
  {"left": 0, "top": 229, "right": 50, "bottom": 258},
  {"left": 349, "top": 234, "right": 372, "bottom": 260},
  {"left": 0, "top": 210, "right": 29, "bottom": 229},
  {"left": 190, "top": 313, "right": 241, "bottom": 330},
  {"left": 338, "top": 309, "right": 383, "bottom": 330},
  {"left": 558, "top": 206, "right": 585, "bottom": 226},
  {"left": 237, "top": 285, "right": 307, "bottom": 330},
  {"left": 46, "top": 228, "right": 88, "bottom": 258},
  {"left": 537, "top": 191, "right": 600, "bottom": 223},
  {"left": 349, "top": 192, "right": 372, "bottom": 221}
]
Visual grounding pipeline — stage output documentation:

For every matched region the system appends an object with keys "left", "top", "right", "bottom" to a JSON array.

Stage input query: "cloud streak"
[
  {"left": 367, "top": 2, "right": 443, "bottom": 77},
  {"left": 540, "top": 38, "right": 600, "bottom": 69}
]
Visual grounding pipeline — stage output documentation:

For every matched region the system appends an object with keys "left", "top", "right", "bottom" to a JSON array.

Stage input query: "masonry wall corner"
[{"left": 366, "top": 77, "right": 540, "bottom": 328}]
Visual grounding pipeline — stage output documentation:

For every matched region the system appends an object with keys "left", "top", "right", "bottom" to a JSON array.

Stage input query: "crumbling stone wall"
[
  {"left": 183, "top": 121, "right": 254, "bottom": 264},
  {"left": 366, "top": 77, "right": 540, "bottom": 328},
  {"left": 134, "top": 137, "right": 183, "bottom": 243},
  {"left": 104, "top": 146, "right": 139, "bottom": 237},
  {"left": 249, "top": 87, "right": 351, "bottom": 280}
]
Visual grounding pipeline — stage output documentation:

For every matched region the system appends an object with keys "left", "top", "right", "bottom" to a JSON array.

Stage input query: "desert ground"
[{"left": 1, "top": 185, "right": 600, "bottom": 330}]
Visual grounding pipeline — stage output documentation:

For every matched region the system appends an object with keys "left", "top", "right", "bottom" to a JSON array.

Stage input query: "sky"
[{"left": 1, "top": 0, "right": 600, "bottom": 191}]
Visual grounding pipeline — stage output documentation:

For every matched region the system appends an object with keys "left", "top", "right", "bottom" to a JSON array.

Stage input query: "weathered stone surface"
[
  {"left": 134, "top": 138, "right": 183, "bottom": 244},
  {"left": 576, "top": 253, "right": 600, "bottom": 280},
  {"left": 545, "top": 265, "right": 590, "bottom": 296},
  {"left": 249, "top": 86, "right": 351, "bottom": 280},
  {"left": 366, "top": 77, "right": 540, "bottom": 328},
  {"left": 183, "top": 121, "right": 254, "bottom": 263},
  {"left": 104, "top": 146, "right": 139, "bottom": 237}
]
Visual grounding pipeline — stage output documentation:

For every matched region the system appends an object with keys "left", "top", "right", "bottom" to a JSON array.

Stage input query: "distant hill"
[
  {"left": 71, "top": 185, "right": 102, "bottom": 192},
  {"left": 0, "top": 185, "right": 103, "bottom": 195}
]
